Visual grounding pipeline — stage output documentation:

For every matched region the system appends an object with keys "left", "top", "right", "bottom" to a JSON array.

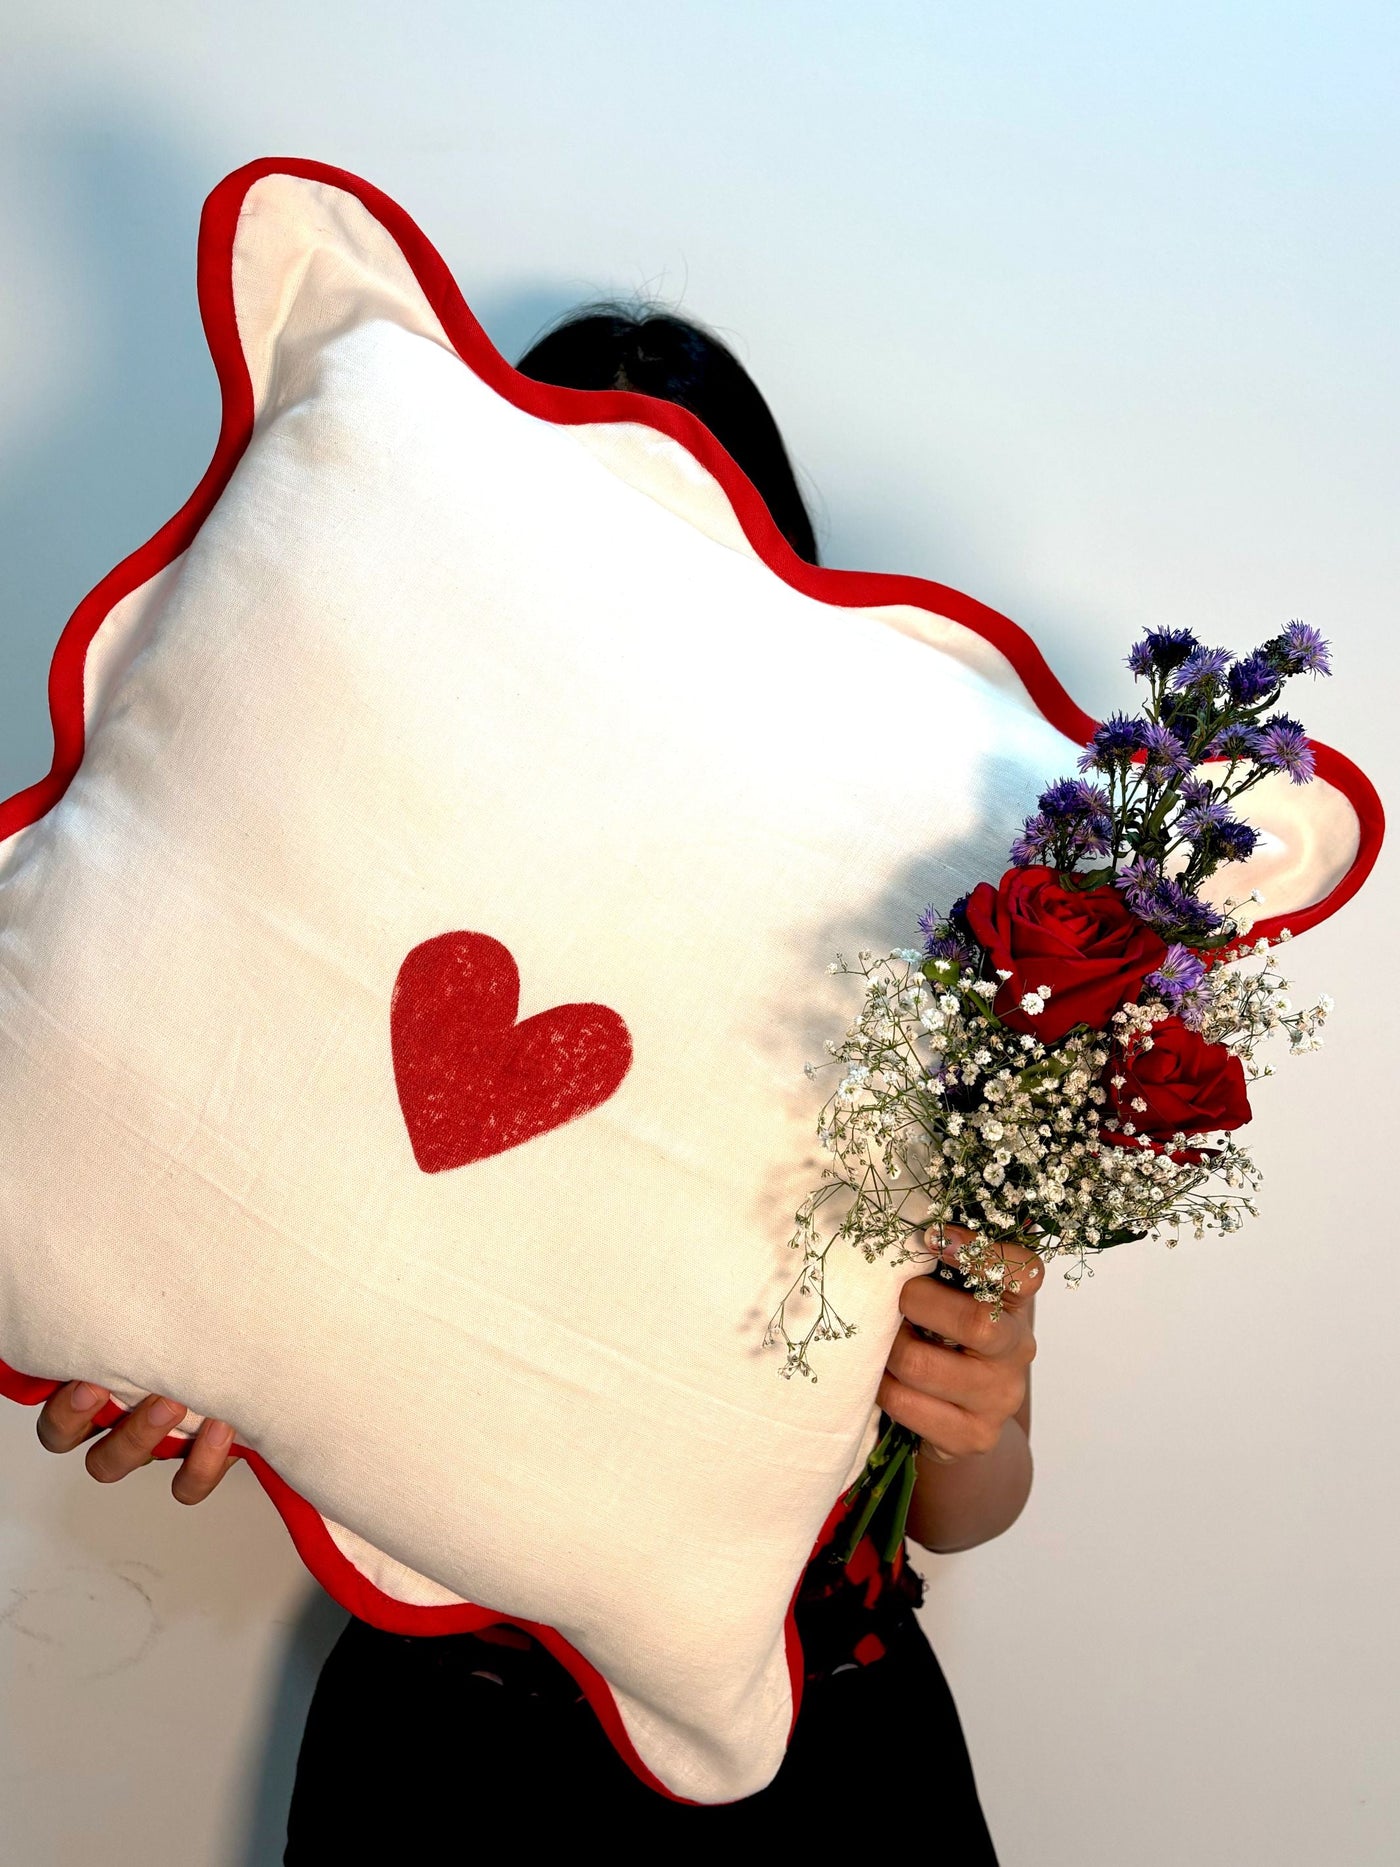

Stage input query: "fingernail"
[
  {"left": 148, "top": 1397, "right": 184, "bottom": 1429},
  {"left": 205, "top": 1420, "right": 234, "bottom": 1450},
  {"left": 70, "top": 1383, "right": 103, "bottom": 1413}
]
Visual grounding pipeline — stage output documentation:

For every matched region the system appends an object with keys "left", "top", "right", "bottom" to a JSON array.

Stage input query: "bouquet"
[{"left": 769, "top": 621, "right": 1335, "bottom": 1561}]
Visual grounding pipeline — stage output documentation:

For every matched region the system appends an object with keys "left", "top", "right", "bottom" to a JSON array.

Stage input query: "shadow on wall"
[
  {"left": 473, "top": 283, "right": 594, "bottom": 370},
  {"left": 0, "top": 115, "right": 340, "bottom": 1863},
  {"left": 0, "top": 114, "right": 218, "bottom": 802},
  {"left": 231, "top": 1588, "right": 349, "bottom": 1867}
]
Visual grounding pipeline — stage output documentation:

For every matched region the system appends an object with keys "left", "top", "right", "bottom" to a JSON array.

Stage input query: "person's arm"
[{"left": 878, "top": 1225, "right": 1040, "bottom": 1554}]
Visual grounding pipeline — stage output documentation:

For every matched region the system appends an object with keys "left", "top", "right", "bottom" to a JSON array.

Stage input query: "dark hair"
[{"left": 516, "top": 307, "right": 819, "bottom": 565}]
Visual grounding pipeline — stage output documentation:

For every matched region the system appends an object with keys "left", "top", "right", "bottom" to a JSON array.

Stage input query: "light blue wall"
[{"left": 1, "top": 8, "right": 1395, "bottom": 1864}]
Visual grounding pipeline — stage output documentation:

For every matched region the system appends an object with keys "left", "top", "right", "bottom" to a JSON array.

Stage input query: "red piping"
[{"left": 0, "top": 157, "right": 1384, "bottom": 1799}]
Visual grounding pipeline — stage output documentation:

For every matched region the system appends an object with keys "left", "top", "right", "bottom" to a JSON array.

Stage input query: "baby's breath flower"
[
  {"left": 773, "top": 614, "right": 1338, "bottom": 1384},
  {"left": 770, "top": 932, "right": 1327, "bottom": 1376}
]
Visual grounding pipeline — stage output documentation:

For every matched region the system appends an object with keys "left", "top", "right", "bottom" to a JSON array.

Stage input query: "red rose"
[
  {"left": 1104, "top": 1017, "right": 1252, "bottom": 1142},
  {"left": 962, "top": 866, "right": 1167, "bottom": 1040}
]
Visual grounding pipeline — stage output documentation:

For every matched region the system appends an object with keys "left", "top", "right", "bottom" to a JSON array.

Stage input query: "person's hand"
[
  {"left": 878, "top": 1224, "right": 1040, "bottom": 1462},
  {"left": 36, "top": 1382, "right": 238, "bottom": 1505}
]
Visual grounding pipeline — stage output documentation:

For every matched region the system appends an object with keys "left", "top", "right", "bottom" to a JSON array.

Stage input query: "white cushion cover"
[{"left": 0, "top": 163, "right": 1376, "bottom": 1802}]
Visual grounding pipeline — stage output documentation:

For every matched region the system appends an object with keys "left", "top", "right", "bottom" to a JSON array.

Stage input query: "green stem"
[
  {"left": 836, "top": 1256, "right": 1003, "bottom": 1565},
  {"left": 836, "top": 1421, "right": 922, "bottom": 1563},
  {"left": 878, "top": 1439, "right": 921, "bottom": 1563}
]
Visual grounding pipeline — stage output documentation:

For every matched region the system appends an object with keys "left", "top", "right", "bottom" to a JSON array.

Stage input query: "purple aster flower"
[
  {"left": 1123, "top": 879, "right": 1173, "bottom": 928},
  {"left": 1227, "top": 651, "right": 1278, "bottom": 707},
  {"left": 1179, "top": 776, "right": 1215, "bottom": 807},
  {"left": 1176, "top": 801, "right": 1260, "bottom": 865},
  {"left": 1077, "top": 711, "right": 1146, "bottom": 772},
  {"left": 1015, "top": 778, "right": 1114, "bottom": 866},
  {"left": 1174, "top": 983, "right": 1212, "bottom": 1031},
  {"left": 1126, "top": 627, "right": 1199, "bottom": 678},
  {"left": 1154, "top": 881, "right": 1224, "bottom": 938},
  {"left": 1080, "top": 781, "right": 1114, "bottom": 822},
  {"left": 1145, "top": 943, "right": 1208, "bottom": 1004},
  {"left": 1177, "top": 800, "right": 1230, "bottom": 840},
  {"left": 1128, "top": 875, "right": 1224, "bottom": 938},
  {"left": 1139, "top": 721, "right": 1193, "bottom": 777},
  {"left": 1010, "top": 813, "right": 1055, "bottom": 867},
  {"left": 1215, "top": 818, "right": 1260, "bottom": 862},
  {"left": 1172, "top": 646, "right": 1233, "bottom": 690},
  {"left": 919, "top": 902, "right": 976, "bottom": 964},
  {"left": 1038, "top": 777, "right": 1111, "bottom": 822},
  {"left": 926, "top": 932, "right": 976, "bottom": 965},
  {"left": 1068, "top": 822, "right": 1112, "bottom": 860},
  {"left": 1265, "top": 621, "right": 1332, "bottom": 678},
  {"left": 1255, "top": 714, "right": 1316, "bottom": 784},
  {"left": 1204, "top": 722, "right": 1263, "bottom": 763},
  {"left": 1116, "top": 856, "right": 1163, "bottom": 918}
]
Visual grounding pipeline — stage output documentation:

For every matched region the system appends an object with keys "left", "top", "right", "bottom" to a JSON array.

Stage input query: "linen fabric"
[{"left": 0, "top": 160, "right": 1381, "bottom": 1803}]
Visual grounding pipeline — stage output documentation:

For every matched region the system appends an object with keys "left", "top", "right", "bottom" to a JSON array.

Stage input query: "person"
[{"left": 35, "top": 307, "right": 1041, "bottom": 1858}]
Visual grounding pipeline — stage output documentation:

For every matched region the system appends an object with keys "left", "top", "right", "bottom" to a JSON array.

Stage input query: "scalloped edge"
[{"left": 0, "top": 157, "right": 1384, "bottom": 1802}]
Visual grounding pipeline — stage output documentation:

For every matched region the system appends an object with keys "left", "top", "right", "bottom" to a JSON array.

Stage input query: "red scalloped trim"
[
  {"left": 0, "top": 1354, "right": 843, "bottom": 1804},
  {"left": 1249, "top": 740, "right": 1382, "bottom": 942},
  {"left": 0, "top": 156, "right": 1385, "bottom": 1799}
]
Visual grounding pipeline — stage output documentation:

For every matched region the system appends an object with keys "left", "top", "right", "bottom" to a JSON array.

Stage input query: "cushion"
[{"left": 0, "top": 159, "right": 1382, "bottom": 1804}]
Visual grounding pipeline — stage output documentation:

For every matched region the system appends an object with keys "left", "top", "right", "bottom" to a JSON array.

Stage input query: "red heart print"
[{"left": 390, "top": 932, "right": 633, "bottom": 1173}]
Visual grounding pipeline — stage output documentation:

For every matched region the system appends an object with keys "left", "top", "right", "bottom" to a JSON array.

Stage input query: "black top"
[{"left": 283, "top": 1536, "right": 1000, "bottom": 1857}]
